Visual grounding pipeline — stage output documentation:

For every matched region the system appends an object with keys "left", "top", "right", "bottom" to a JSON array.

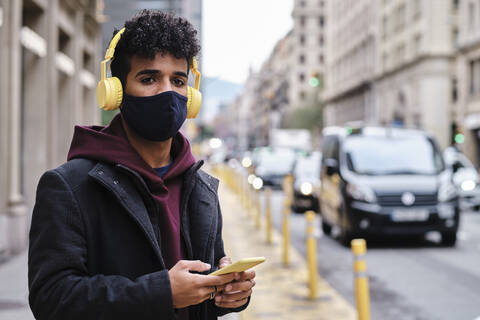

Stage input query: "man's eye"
[
  {"left": 141, "top": 77, "right": 155, "bottom": 84},
  {"left": 173, "top": 79, "right": 185, "bottom": 86}
]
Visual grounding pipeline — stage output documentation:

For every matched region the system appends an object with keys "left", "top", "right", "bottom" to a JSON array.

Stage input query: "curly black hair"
[{"left": 110, "top": 10, "right": 201, "bottom": 87}]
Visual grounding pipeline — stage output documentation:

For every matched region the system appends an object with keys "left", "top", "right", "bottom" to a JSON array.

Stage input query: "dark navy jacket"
[{"left": 28, "top": 158, "right": 246, "bottom": 319}]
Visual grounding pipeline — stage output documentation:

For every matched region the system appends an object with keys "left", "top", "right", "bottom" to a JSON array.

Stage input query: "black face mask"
[{"left": 121, "top": 91, "right": 188, "bottom": 141}]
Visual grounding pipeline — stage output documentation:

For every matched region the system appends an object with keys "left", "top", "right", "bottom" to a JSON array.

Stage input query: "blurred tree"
[{"left": 283, "top": 88, "right": 323, "bottom": 132}]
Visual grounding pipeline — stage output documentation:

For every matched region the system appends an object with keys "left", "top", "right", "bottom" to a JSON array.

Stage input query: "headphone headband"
[{"left": 105, "top": 28, "right": 125, "bottom": 60}]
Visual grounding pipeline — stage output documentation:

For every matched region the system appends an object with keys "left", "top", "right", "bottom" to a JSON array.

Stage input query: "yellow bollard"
[
  {"left": 351, "top": 239, "right": 371, "bottom": 320},
  {"left": 248, "top": 184, "right": 255, "bottom": 218},
  {"left": 241, "top": 172, "right": 246, "bottom": 208},
  {"left": 255, "top": 189, "right": 261, "bottom": 229},
  {"left": 305, "top": 210, "right": 318, "bottom": 300},
  {"left": 265, "top": 187, "right": 272, "bottom": 244},
  {"left": 282, "top": 197, "right": 291, "bottom": 266}
]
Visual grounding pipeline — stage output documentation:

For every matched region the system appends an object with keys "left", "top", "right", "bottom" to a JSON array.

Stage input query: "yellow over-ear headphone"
[{"left": 97, "top": 27, "right": 202, "bottom": 119}]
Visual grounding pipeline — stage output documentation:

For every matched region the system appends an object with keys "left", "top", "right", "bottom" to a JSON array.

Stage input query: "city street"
[{"left": 267, "top": 190, "right": 480, "bottom": 320}]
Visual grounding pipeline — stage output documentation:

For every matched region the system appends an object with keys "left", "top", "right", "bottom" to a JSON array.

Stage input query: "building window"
[
  {"left": 469, "top": 2, "right": 475, "bottom": 31},
  {"left": 319, "top": 0, "right": 324, "bottom": 7},
  {"left": 319, "top": 16, "right": 324, "bottom": 27},
  {"left": 452, "top": 78, "right": 458, "bottom": 102},
  {"left": 382, "top": 52, "right": 389, "bottom": 70},
  {"left": 453, "top": 0, "right": 459, "bottom": 10},
  {"left": 300, "top": 0, "right": 306, "bottom": 7},
  {"left": 470, "top": 58, "right": 480, "bottom": 96},
  {"left": 414, "top": 34, "right": 422, "bottom": 56},
  {"left": 319, "top": 35, "right": 324, "bottom": 45},
  {"left": 319, "top": 55, "right": 324, "bottom": 63},
  {"left": 382, "top": 16, "right": 388, "bottom": 39},
  {"left": 299, "top": 54, "right": 305, "bottom": 64},
  {"left": 395, "top": 4, "right": 406, "bottom": 32},
  {"left": 299, "top": 15, "right": 306, "bottom": 27},
  {"left": 299, "top": 73, "right": 305, "bottom": 82},
  {"left": 453, "top": 28, "right": 459, "bottom": 48},
  {"left": 300, "top": 91, "right": 306, "bottom": 100},
  {"left": 300, "top": 34, "right": 305, "bottom": 45},
  {"left": 413, "top": 0, "right": 422, "bottom": 20}
]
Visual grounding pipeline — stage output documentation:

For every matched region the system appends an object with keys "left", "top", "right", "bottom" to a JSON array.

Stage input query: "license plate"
[
  {"left": 298, "top": 199, "right": 312, "bottom": 207},
  {"left": 391, "top": 209, "right": 429, "bottom": 222}
]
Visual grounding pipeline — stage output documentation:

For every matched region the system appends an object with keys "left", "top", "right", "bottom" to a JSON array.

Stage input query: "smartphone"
[{"left": 209, "top": 257, "right": 266, "bottom": 276}]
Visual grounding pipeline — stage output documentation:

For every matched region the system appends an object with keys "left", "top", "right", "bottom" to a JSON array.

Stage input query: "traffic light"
[
  {"left": 455, "top": 132, "right": 465, "bottom": 144},
  {"left": 451, "top": 123, "right": 465, "bottom": 145},
  {"left": 309, "top": 72, "right": 321, "bottom": 88}
]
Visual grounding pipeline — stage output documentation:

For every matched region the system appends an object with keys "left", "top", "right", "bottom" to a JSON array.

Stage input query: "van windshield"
[{"left": 343, "top": 135, "right": 444, "bottom": 175}]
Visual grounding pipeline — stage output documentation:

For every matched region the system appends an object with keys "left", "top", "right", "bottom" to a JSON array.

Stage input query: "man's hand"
[
  {"left": 214, "top": 256, "right": 256, "bottom": 308},
  {"left": 168, "top": 260, "right": 236, "bottom": 309}
]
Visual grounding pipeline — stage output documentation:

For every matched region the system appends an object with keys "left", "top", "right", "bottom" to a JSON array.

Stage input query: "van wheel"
[
  {"left": 321, "top": 220, "right": 332, "bottom": 236},
  {"left": 441, "top": 232, "right": 457, "bottom": 247}
]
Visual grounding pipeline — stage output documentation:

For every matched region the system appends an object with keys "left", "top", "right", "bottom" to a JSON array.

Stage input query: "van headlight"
[
  {"left": 346, "top": 183, "right": 377, "bottom": 203},
  {"left": 461, "top": 180, "right": 476, "bottom": 191},
  {"left": 438, "top": 183, "right": 457, "bottom": 202},
  {"left": 300, "top": 182, "right": 313, "bottom": 195}
]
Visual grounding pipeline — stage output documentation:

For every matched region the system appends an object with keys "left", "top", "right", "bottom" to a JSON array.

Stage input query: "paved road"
[{"left": 265, "top": 190, "right": 480, "bottom": 320}]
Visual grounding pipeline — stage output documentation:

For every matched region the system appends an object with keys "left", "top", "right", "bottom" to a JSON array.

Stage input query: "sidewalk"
[
  {"left": 0, "top": 251, "right": 34, "bottom": 320},
  {"left": 218, "top": 183, "right": 357, "bottom": 320}
]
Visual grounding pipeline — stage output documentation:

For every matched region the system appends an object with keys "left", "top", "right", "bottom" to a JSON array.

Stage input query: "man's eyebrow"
[
  {"left": 134, "top": 69, "right": 188, "bottom": 78},
  {"left": 174, "top": 71, "right": 188, "bottom": 78},
  {"left": 135, "top": 69, "right": 159, "bottom": 77}
]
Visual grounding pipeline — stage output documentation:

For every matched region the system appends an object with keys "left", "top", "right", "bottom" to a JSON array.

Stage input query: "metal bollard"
[
  {"left": 255, "top": 189, "right": 261, "bottom": 229},
  {"left": 305, "top": 210, "right": 318, "bottom": 300},
  {"left": 351, "top": 239, "right": 371, "bottom": 320},
  {"left": 265, "top": 187, "right": 272, "bottom": 244},
  {"left": 282, "top": 197, "right": 291, "bottom": 266}
]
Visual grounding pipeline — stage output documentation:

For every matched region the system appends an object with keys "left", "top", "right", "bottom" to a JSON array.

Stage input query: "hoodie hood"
[{"left": 67, "top": 114, "right": 196, "bottom": 191}]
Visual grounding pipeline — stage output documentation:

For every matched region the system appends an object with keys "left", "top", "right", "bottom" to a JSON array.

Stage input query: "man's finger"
[
  {"left": 237, "top": 269, "right": 255, "bottom": 281},
  {"left": 179, "top": 260, "right": 211, "bottom": 272},
  {"left": 195, "top": 273, "right": 236, "bottom": 287},
  {"left": 218, "top": 289, "right": 252, "bottom": 302},
  {"left": 219, "top": 256, "right": 232, "bottom": 268},
  {"left": 224, "top": 280, "right": 254, "bottom": 293},
  {"left": 215, "top": 297, "right": 249, "bottom": 308}
]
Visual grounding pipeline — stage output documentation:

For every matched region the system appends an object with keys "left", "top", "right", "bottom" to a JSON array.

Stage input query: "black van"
[{"left": 319, "top": 126, "right": 459, "bottom": 246}]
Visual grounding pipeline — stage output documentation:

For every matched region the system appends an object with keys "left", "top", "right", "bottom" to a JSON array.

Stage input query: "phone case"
[{"left": 209, "top": 257, "right": 266, "bottom": 276}]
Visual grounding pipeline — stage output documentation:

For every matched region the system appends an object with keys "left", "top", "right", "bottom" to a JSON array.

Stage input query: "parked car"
[
  {"left": 253, "top": 147, "right": 296, "bottom": 189},
  {"left": 320, "top": 126, "right": 459, "bottom": 246},
  {"left": 444, "top": 147, "right": 480, "bottom": 211},
  {"left": 291, "top": 152, "right": 321, "bottom": 213}
]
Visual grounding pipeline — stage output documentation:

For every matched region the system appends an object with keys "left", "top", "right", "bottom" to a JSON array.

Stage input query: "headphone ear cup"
[
  {"left": 187, "top": 86, "right": 202, "bottom": 119},
  {"left": 97, "top": 77, "right": 123, "bottom": 111}
]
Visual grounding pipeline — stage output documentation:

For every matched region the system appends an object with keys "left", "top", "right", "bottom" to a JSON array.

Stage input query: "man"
[{"left": 28, "top": 10, "right": 255, "bottom": 320}]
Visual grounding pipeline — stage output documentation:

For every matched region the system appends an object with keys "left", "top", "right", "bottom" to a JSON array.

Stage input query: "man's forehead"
[{"left": 130, "top": 52, "right": 188, "bottom": 70}]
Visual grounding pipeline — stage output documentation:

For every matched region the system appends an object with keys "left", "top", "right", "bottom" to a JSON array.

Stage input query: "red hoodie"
[{"left": 67, "top": 114, "right": 196, "bottom": 270}]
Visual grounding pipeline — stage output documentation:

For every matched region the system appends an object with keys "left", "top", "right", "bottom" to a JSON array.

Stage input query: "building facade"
[
  {"left": 456, "top": 0, "right": 480, "bottom": 165},
  {"left": 290, "top": 0, "right": 327, "bottom": 110},
  {"left": 375, "top": 0, "right": 458, "bottom": 149},
  {"left": 0, "top": 0, "right": 103, "bottom": 256},
  {"left": 323, "top": 0, "right": 377, "bottom": 127},
  {"left": 324, "top": 0, "right": 458, "bottom": 149}
]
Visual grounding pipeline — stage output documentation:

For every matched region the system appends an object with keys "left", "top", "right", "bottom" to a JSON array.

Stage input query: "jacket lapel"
[
  {"left": 88, "top": 163, "right": 165, "bottom": 268},
  {"left": 180, "top": 160, "right": 204, "bottom": 259}
]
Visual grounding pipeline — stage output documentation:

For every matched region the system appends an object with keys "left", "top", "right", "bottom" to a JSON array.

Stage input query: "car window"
[{"left": 343, "top": 135, "right": 444, "bottom": 175}]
